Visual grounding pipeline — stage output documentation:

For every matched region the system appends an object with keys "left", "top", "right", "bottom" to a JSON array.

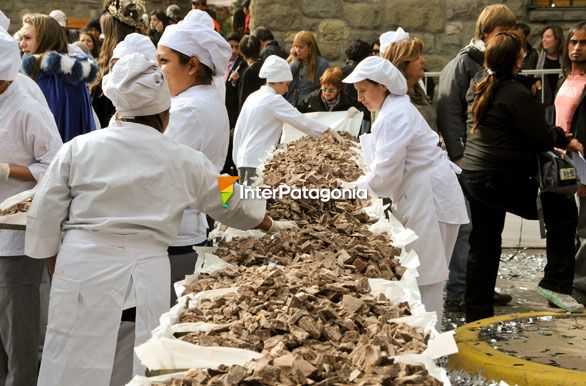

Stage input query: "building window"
[{"left": 530, "top": 0, "right": 586, "bottom": 7}]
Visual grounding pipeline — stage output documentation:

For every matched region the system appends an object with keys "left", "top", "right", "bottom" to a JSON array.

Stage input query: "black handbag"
[
  {"left": 535, "top": 150, "right": 579, "bottom": 238},
  {"left": 536, "top": 150, "right": 579, "bottom": 197}
]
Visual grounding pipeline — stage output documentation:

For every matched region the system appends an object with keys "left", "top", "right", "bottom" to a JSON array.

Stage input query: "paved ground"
[{"left": 442, "top": 248, "right": 554, "bottom": 332}]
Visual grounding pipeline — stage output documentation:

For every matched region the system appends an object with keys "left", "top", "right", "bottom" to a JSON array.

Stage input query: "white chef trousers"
[
  {"left": 418, "top": 221, "right": 460, "bottom": 331},
  {"left": 37, "top": 230, "right": 170, "bottom": 386}
]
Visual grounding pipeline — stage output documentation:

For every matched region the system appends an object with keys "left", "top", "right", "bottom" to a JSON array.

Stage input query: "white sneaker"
[{"left": 537, "top": 286, "right": 585, "bottom": 312}]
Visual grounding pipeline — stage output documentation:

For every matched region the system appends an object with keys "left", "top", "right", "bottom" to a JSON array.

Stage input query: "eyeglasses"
[{"left": 321, "top": 87, "right": 338, "bottom": 93}]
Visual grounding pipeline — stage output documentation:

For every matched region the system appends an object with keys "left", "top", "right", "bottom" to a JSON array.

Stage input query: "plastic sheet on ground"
[
  {"left": 127, "top": 371, "right": 187, "bottom": 386},
  {"left": 280, "top": 110, "right": 363, "bottom": 144},
  {"left": 134, "top": 336, "right": 261, "bottom": 373},
  {"left": 0, "top": 188, "right": 35, "bottom": 229},
  {"left": 394, "top": 354, "right": 452, "bottom": 386},
  {"left": 173, "top": 248, "right": 228, "bottom": 300}
]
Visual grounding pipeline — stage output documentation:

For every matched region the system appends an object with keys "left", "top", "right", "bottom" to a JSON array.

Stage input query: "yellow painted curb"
[{"left": 448, "top": 311, "right": 586, "bottom": 386}]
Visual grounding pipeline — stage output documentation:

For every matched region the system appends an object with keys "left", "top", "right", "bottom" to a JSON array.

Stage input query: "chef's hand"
[
  {"left": 347, "top": 106, "right": 360, "bottom": 118},
  {"left": 269, "top": 219, "right": 298, "bottom": 233},
  {"left": 336, "top": 178, "right": 355, "bottom": 190},
  {"left": 325, "top": 128, "right": 345, "bottom": 143},
  {"left": 0, "top": 163, "right": 9, "bottom": 182}
]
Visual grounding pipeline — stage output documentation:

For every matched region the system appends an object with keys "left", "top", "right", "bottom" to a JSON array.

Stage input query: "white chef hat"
[
  {"left": 379, "top": 27, "right": 409, "bottom": 56},
  {"left": 182, "top": 9, "right": 214, "bottom": 30},
  {"left": 0, "top": 10, "right": 10, "bottom": 31},
  {"left": 158, "top": 22, "right": 231, "bottom": 77},
  {"left": 259, "top": 55, "right": 292, "bottom": 83},
  {"left": 342, "top": 56, "right": 407, "bottom": 96},
  {"left": 112, "top": 33, "right": 156, "bottom": 61},
  {"left": 49, "top": 10, "right": 67, "bottom": 27},
  {"left": 0, "top": 28, "right": 20, "bottom": 81},
  {"left": 102, "top": 52, "right": 170, "bottom": 118}
]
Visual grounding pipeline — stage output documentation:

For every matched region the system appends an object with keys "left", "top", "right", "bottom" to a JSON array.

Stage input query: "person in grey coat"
[{"left": 436, "top": 4, "right": 517, "bottom": 312}]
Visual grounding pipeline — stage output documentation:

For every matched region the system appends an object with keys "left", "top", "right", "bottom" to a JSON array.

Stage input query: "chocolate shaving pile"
[
  {"left": 166, "top": 360, "right": 442, "bottom": 385},
  {"left": 211, "top": 225, "right": 404, "bottom": 281},
  {"left": 177, "top": 264, "right": 433, "bottom": 385},
  {"left": 0, "top": 198, "right": 32, "bottom": 216},
  {"left": 165, "top": 134, "right": 439, "bottom": 384},
  {"left": 262, "top": 131, "right": 362, "bottom": 190}
]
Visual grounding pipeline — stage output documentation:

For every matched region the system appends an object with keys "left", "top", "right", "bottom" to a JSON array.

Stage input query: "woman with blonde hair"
[
  {"left": 20, "top": 13, "right": 96, "bottom": 142},
  {"left": 286, "top": 30, "right": 329, "bottom": 105},
  {"left": 384, "top": 35, "right": 437, "bottom": 132}
]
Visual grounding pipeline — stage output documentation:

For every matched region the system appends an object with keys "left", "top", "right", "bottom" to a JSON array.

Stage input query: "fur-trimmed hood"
[{"left": 22, "top": 51, "right": 98, "bottom": 85}]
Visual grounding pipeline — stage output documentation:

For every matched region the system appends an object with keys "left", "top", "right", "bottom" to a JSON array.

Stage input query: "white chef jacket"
[
  {"left": 165, "top": 84, "right": 230, "bottom": 246},
  {"left": 0, "top": 82, "right": 62, "bottom": 256},
  {"left": 15, "top": 73, "right": 50, "bottom": 109},
  {"left": 233, "top": 85, "right": 328, "bottom": 169},
  {"left": 25, "top": 121, "right": 265, "bottom": 258},
  {"left": 354, "top": 95, "right": 468, "bottom": 285}
]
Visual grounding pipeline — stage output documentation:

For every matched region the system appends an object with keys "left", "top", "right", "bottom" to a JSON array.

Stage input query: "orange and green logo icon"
[{"left": 218, "top": 176, "right": 240, "bottom": 208}]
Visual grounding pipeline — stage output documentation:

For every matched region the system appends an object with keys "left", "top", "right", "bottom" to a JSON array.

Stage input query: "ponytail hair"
[
  {"left": 470, "top": 32, "right": 522, "bottom": 134},
  {"left": 470, "top": 75, "right": 498, "bottom": 134}
]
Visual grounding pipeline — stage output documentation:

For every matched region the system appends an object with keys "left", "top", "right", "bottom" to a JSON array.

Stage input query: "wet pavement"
[
  {"left": 440, "top": 248, "right": 581, "bottom": 385},
  {"left": 442, "top": 248, "right": 554, "bottom": 332}
]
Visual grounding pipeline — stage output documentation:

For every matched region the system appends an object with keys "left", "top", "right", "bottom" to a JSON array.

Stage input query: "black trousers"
[{"left": 461, "top": 171, "right": 577, "bottom": 322}]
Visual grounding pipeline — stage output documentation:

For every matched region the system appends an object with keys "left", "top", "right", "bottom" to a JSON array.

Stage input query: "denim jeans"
[
  {"left": 461, "top": 171, "right": 577, "bottom": 322},
  {"left": 445, "top": 197, "right": 471, "bottom": 299}
]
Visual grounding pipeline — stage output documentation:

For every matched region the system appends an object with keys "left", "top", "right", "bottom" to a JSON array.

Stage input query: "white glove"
[
  {"left": 269, "top": 219, "right": 298, "bottom": 233},
  {"left": 325, "top": 128, "right": 345, "bottom": 143},
  {"left": 347, "top": 106, "right": 360, "bottom": 118},
  {"left": 0, "top": 163, "right": 9, "bottom": 182}
]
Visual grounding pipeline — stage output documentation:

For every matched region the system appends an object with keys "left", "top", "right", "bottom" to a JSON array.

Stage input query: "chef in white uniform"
[
  {"left": 342, "top": 57, "right": 469, "bottom": 327},
  {"left": 0, "top": 29, "right": 62, "bottom": 386},
  {"left": 233, "top": 55, "right": 329, "bottom": 184},
  {"left": 25, "top": 53, "right": 292, "bottom": 386},
  {"left": 157, "top": 20, "right": 231, "bottom": 304},
  {"left": 180, "top": 9, "right": 227, "bottom": 101}
]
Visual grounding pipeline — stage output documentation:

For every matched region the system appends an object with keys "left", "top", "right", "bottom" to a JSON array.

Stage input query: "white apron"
[
  {"left": 355, "top": 95, "right": 468, "bottom": 287},
  {"left": 37, "top": 230, "right": 169, "bottom": 386}
]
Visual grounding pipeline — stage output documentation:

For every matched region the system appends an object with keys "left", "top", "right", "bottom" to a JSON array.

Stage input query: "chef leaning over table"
[
  {"left": 24, "top": 52, "right": 296, "bottom": 386},
  {"left": 0, "top": 28, "right": 62, "bottom": 386},
  {"left": 341, "top": 56, "right": 469, "bottom": 328},
  {"left": 232, "top": 55, "right": 334, "bottom": 185}
]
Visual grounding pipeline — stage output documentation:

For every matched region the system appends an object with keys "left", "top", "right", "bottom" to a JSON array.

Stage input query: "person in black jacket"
[
  {"left": 461, "top": 32, "right": 584, "bottom": 322},
  {"left": 236, "top": 35, "right": 265, "bottom": 111},
  {"left": 436, "top": 4, "right": 517, "bottom": 312},
  {"left": 296, "top": 67, "right": 361, "bottom": 113},
  {"left": 223, "top": 33, "right": 246, "bottom": 176},
  {"left": 514, "top": 22, "right": 538, "bottom": 70}
]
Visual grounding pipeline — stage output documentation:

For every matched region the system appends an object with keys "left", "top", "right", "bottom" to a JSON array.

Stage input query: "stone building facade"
[
  {"left": 250, "top": 0, "right": 585, "bottom": 70},
  {"left": 3, "top": 0, "right": 585, "bottom": 70}
]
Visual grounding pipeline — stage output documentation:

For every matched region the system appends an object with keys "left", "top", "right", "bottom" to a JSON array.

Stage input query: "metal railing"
[{"left": 423, "top": 68, "right": 563, "bottom": 104}]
